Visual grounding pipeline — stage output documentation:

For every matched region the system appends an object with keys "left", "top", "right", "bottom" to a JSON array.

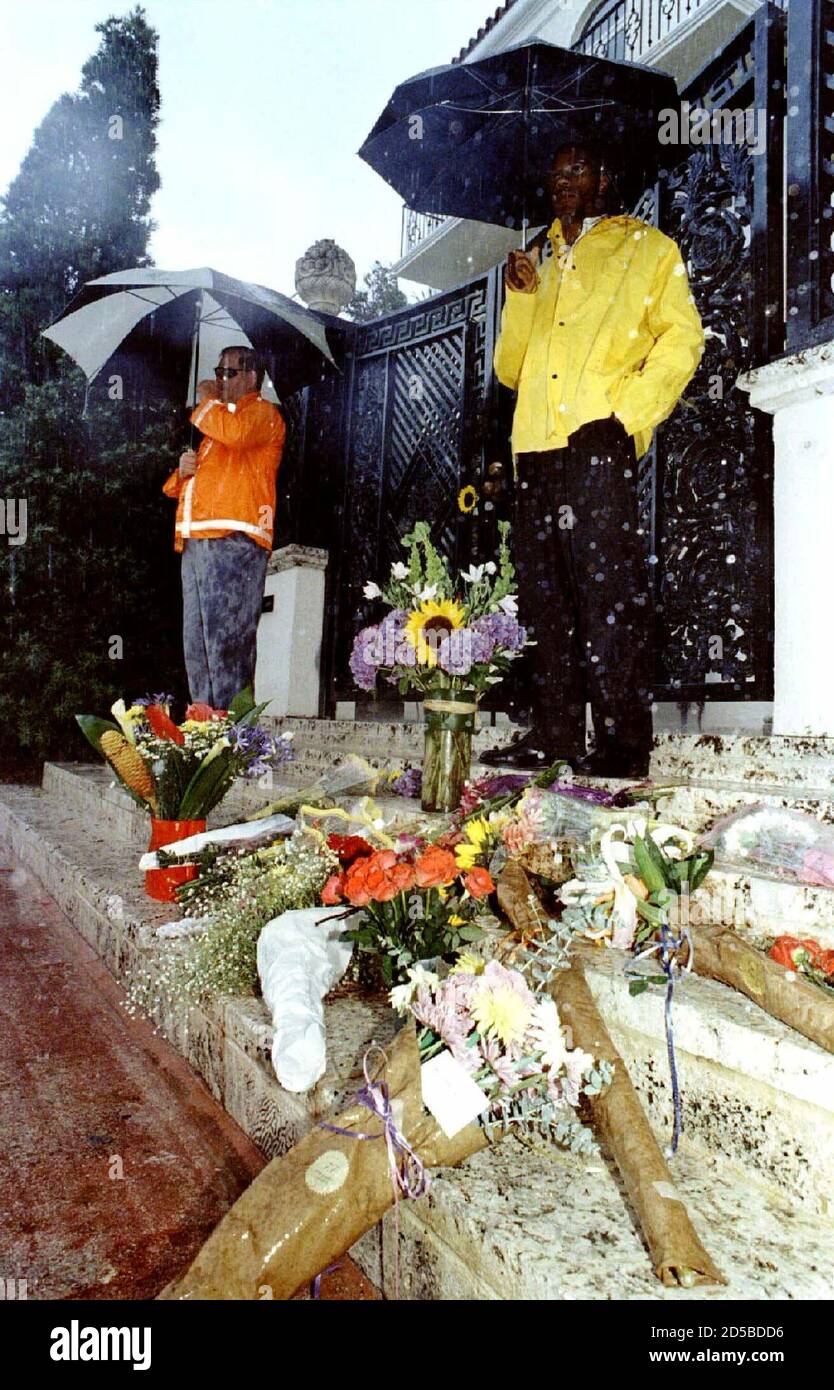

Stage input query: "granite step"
[{"left": 2, "top": 778, "right": 834, "bottom": 1299}]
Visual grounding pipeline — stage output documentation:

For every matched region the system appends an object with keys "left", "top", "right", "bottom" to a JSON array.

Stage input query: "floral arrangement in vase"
[
  {"left": 349, "top": 521, "right": 531, "bottom": 813},
  {"left": 76, "top": 688, "right": 293, "bottom": 900}
]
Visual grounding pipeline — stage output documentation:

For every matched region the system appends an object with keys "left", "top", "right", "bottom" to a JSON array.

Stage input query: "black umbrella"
[{"left": 359, "top": 39, "right": 679, "bottom": 238}]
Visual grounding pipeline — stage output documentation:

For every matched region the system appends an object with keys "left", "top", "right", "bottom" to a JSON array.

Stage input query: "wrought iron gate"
[{"left": 283, "top": 4, "right": 785, "bottom": 713}]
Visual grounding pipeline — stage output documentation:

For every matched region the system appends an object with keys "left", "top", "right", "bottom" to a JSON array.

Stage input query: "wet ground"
[{"left": 0, "top": 854, "right": 379, "bottom": 1301}]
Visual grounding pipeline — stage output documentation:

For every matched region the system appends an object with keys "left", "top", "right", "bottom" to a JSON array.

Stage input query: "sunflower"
[
  {"left": 458, "top": 484, "right": 478, "bottom": 514},
  {"left": 404, "top": 598, "right": 466, "bottom": 666}
]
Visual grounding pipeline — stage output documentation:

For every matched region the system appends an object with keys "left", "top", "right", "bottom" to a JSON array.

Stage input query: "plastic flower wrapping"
[
  {"left": 349, "top": 520, "right": 531, "bottom": 698},
  {"left": 700, "top": 803, "right": 834, "bottom": 888}
]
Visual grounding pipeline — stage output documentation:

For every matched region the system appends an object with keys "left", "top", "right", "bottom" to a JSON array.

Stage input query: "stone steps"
[{"left": 3, "top": 771, "right": 834, "bottom": 1299}]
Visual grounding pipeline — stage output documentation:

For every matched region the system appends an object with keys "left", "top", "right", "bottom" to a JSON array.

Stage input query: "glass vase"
[
  {"left": 421, "top": 688, "right": 477, "bottom": 814},
  {"left": 145, "top": 818, "right": 206, "bottom": 902}
]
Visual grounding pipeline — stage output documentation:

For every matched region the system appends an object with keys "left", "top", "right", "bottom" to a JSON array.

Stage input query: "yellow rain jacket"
[
  {"left": 494, "top": 214, "right": 704, "bottom": 460},
  {"left": 163, "top": 392, "right": 285, "bottom": 553}
]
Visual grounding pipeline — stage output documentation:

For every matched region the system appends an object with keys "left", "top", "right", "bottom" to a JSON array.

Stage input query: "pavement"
[{"left": 0, "top": 853, "right": 379, "bottom": 1301}]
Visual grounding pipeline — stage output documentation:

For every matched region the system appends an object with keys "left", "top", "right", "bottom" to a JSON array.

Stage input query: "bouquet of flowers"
[
  {"left": 320, "top": 834, "right": 497, "bottom": 987},
  {"left": 77, "top": 688, "right": 293, "bottom": 821},
  {"left": 160, "top": 950, "right": 610, "bottom": 1302},
  {"left": 349, "top": 521, "right": 532, "bottom": 812},
  {"left": 393, "top": 954, "right": 609, "bottom": 1143},
  {"left": 700, "top": 804, "right": 834, "bottom": 888},
  {"left": 128, "top": 830, "right": 338, "bottom": 1014}
]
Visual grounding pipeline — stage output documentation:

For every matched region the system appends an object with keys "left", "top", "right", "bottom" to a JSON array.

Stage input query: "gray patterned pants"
[{"left": 181, "top": 533, "right": 270, "bottom": 709}]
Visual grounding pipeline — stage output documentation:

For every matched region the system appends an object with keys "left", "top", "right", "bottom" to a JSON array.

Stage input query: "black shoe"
[
  {"left": 574, "top": 747, "right": 651, "bottom": 780},
  {"left": 478, "top": 729, "right": 572, "bottom": 770}
]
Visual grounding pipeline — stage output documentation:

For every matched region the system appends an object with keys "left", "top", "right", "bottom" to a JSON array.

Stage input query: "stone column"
[
  {"left": 737, "top": 340, "right": 834, "bottom": 735},
  {"left": 255, "top": 545, "right": 328, "bottom": 717}
]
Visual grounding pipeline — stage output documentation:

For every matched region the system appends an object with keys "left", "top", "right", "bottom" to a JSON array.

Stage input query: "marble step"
[{"left": 2, "top": 781, "right": 834, "bottom": 1299}]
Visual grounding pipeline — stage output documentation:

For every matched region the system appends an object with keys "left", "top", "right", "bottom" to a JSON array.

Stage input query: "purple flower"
[
  {"left": 349, "top": 625, "right": 381, "bottom": 691},
  {"left": 472, "top": 613, "right": 527, "bottom": 654},
  {"left": 228, "top": 722, "right": 291, "bottom": 779},
  {"left": 391, "top": 767, "right": 422, "bottom": 798},
  {"left": 135, "top": 692, "right": 176, "bottom": 709}
]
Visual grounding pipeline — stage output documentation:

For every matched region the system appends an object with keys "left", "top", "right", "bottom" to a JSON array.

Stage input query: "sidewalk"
[{"left": 0, "top": 853, "right": 378, "bottom": 1301}]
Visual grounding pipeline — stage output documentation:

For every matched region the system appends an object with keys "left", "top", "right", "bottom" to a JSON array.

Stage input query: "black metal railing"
[
  {"left": 574, "top": 0, "right": 788, "bottom": 63},
  {"left": 784, "top": 0, "right": 834, "bottom": 349},
  {"left": 400, "top": 206, "right": 448, "bottom": 257}
]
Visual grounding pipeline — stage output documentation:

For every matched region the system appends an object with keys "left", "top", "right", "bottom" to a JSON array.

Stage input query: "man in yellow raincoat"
[{"left": 481, "top": 143, "right": 704, "bottom": 778}]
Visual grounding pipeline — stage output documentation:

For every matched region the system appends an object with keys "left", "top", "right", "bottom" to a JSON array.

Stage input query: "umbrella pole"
[{"left": 189, "top": 295, "right": 202, "bottom": 451}]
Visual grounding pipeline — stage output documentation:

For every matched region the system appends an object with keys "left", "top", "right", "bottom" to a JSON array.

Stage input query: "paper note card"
[{"left": 420, "top": 1049, "right": 490, "bottom": 1139}]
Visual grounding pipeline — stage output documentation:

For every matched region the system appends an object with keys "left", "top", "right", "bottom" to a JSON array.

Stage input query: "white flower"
[
  {"left": 363, "top": 581, "right": 382, "bottom": 600},
  {"left": 529, "top": 998, "right": 567, "bottom": 1073},
  {"left": 389, "top": 963, "right": 440, "bottom": 1014},
  {"left": 484, "top": 561, "right": 497, "bottom": 575},
  {"left": 391, "top": 561, "right": 409, "bottom": 580},
  {"left": 497, "top": 594, "right": 518, "bottom": 615},
  {"left": 414, "top": 583, "right": 438, "bottom": 602},
  {"left": 461, "top": 564, "right": 485, "bottom": 583}
]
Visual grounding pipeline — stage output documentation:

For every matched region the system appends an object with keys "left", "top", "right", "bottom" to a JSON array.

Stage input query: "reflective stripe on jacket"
[
  {"left": 494, "top": 214, "right": 705, "bottom": 460},
  {"left": 162, "top": 392, "right": 285, "bottom": 552}
]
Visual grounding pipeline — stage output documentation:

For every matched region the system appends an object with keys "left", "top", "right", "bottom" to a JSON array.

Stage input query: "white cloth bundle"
[{"left": 257, "top": 906, "right": 356, "bottom": 1093}]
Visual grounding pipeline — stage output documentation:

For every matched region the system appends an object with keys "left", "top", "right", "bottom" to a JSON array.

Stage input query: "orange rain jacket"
[{"left": 163, "top": 392, "right": 286, "bottom": 553}]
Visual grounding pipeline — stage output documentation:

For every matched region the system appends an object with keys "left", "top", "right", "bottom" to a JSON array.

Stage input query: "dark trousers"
[
  {"left": 514, "top": 418, "right": 654, "bottom": 756},
  {"left": 181, "top": 533, "right": 269, "bottom": 710}
]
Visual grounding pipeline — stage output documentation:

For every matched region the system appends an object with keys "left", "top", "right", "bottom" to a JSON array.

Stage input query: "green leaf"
[
  {"left": 228, "top": 686, "right": 256, "bottom": 720},
  {"left": 234, "top": 700, "right": 270, "bottom": 729},
  {"left": 636, "top": 896, "right": 667, "bottom": 928},
  {"left": 177, "top": 747, "right": 235, "bottom": 818},
  {"left": 628, "top": 979, "right": 650, "bottom": 996},
  {"left": 458, "top": 924, "right": 484, "bottom": 942},
  {"left": 633, "top": 834, "right": 671, "bottom": 894}
]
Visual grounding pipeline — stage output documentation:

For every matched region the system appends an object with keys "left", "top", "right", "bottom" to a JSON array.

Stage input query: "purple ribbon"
[{"left": 315, "top": 1045, "right": 429, "bottom": 1299}]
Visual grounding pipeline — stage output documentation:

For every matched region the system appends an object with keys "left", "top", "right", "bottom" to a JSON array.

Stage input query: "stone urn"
[{"left": 294, "top": 240, "right": 356, "bottom": 316}]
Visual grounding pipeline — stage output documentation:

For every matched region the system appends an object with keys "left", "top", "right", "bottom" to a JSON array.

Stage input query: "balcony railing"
[
  {"left": 575, "top": 0, "right": 787, "bottom": 64},
  {"left": 400, "top": 206, "right": 448, "bottom": 258}
]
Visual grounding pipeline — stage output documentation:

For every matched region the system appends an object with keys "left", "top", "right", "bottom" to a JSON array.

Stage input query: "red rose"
[
  {"left": 816, "top": 950, "right": 834, "bottom": 978},
  {"left": 327, "top": 834, "right": 374, "bottom": 867},
  {"left": 769, "top": 936, "right": 824, "bottom": 969},
  {"left": 389, "top": 861, "right": 416, "bottom": 894},
  {"left": 321, "top": 873, "right": 344, "bottom": 906},
  {"left": 414, "top": 846, "right": 458, "bottom": 889},
  {"left": 465, "top": 867, "right": 495, "bottom": 899},
  {"left": 343, "top": 859, "right": 373, "bottom": 907},
  {"left": 185, "top": 702, "right": 228, "bottom": 722}
]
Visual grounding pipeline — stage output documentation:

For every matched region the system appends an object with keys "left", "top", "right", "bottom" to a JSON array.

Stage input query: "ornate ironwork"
[
  {"left": 327, "top": 280, "right": 494, "bottom": 699},
  {"left": 574, "top": 0, "right": 788, "bottom": 64},
  {"left": 648, "top": 5, "right": 784, "bottom": 700},
  {"left": 785, "top": 0, "right": 834, "bottom": 348}
]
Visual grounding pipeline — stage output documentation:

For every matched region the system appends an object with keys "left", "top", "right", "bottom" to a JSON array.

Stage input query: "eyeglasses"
[{"left": 214, "top": 366, "right": 249, "bottom": 379}]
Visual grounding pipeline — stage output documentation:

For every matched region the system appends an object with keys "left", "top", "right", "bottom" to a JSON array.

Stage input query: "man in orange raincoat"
[{"left": 163, "top": 346, "right": 285, "bottom": 708}]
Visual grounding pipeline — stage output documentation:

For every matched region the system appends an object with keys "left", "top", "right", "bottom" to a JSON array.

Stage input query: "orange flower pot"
[{"left": 145, "top": 818, "right": 206, "bottom": 902}]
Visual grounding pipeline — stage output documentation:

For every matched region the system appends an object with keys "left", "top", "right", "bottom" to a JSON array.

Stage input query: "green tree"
[
  {"left": 344, "top": 261, "right": 409, "bottom": 322},
  {"left": 0, "top": 8, "right": 186, "bottom": 776}
]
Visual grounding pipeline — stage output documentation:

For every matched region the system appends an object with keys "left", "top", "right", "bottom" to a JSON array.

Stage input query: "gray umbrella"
[{"left": 43, "top": 265, "right": 336, "bottom": 405}]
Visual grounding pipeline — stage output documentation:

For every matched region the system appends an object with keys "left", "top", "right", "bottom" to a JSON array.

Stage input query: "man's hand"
[
  {"left": 196, "top": 378, "right": 219, "bottom": 403},
  {"left": 178, "top": 449, "right": 198, "bottom": 479},
  {"left": 505, "top": 246, "right": 540, "bottom": 294}
]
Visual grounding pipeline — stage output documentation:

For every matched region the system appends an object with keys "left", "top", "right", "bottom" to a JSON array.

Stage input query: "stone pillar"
[
  {"left": 255, "top": 545, "right": 328, "bottom": 717},
  {"left": 737, "top": 340, "right": 834, "bottom": 735}
]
